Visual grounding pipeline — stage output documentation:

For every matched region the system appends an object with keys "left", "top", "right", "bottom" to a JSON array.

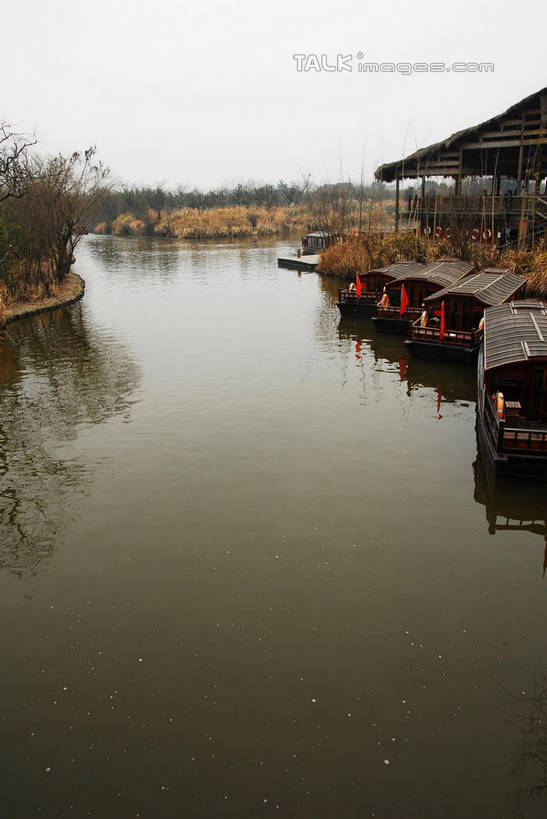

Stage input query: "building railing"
[{"left": 406, "top": 193, "right": 543, "bottom": 219}]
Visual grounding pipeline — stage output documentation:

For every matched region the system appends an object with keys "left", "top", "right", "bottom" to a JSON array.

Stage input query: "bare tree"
[{"left": 0, "top": 122, "right": 35, "bottom": 204}]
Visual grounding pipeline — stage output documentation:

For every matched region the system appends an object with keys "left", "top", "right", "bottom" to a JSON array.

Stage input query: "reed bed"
[
  {"left": 96, "top": 206, "right": 312, "bottom": 240},
  {"left": 318, "top": 233, "right": 547, "bottom": 297}
]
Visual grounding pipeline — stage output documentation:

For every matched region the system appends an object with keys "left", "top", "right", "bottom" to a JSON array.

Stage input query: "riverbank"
[{"left": 1, "top": 272, "right": 85, "bottom": 328}]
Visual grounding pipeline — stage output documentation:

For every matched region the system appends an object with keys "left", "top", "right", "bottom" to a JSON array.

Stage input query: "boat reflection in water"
[
  {"left": 473, "top": 454, "right": 547, "bottom": 577},
  {"left": 337, "top": 316, "right": 476, "bottom": 407}
]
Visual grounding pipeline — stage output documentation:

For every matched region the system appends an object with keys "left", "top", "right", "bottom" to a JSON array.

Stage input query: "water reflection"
[
  {"left": 0, "top": 305, "right": 140, "bottom": 576},
  {"left": 473, "top": 456, "right": 547, "bottom": 577},
  {"left": 338, "top": 316, "right": 476, "bottom": 406},
  {"left": 86, "top": 234, "right": 181, "bottom": 279},
  {"left": 512, "top": 673, "right": 547, "bottom": 817}
]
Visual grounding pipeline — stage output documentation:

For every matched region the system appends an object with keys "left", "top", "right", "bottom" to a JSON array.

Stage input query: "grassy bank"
[
  {"left": 317, "top": 233, "right": 547, "bottom": 298},
  {"left": 95, "top": 206, "right": 311, "bottom": 240},
  {"left": 92, "top": 199, "right": 396, "bottom": 241},
  {"left": 0, "top": 272, "right": 84, "bottom": 327}
]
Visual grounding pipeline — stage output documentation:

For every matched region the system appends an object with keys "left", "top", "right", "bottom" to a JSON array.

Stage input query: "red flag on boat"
[
  {"left": 355, "top": 273, "right": 362, "bottom": 299},
  {"left": 439, "top": 301, "right": 445, "bottom": 340},
  {"left": 400, "top": 284, "right": 409, "bottom": 316}
]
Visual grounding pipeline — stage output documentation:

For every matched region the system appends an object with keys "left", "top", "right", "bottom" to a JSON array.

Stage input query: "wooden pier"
[{"left": 277, "top": 254, "right": 319, "bottom": 272}]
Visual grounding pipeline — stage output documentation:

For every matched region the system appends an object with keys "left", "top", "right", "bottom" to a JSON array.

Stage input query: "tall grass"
[
  {"left": 317, "top": 233, "right": 547, "bottom": 297},
  {"left": 97, "top": 206, "right": 312, "bottom": 240}
]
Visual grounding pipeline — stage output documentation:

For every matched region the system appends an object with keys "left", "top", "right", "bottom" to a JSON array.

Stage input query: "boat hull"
[
  {"left": 372, "top": 316, "right": 411, "bottom": 333},
  {"left": 405, "top": 338, "right": 478, "bottom": 364},
  {"left": 336, "top": 301, "right": 376, "bottom": 318}
]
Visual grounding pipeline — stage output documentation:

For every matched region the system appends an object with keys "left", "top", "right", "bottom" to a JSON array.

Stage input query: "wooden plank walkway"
[{"left": 277, "top": 254, "right": 319, "bottom": 271}]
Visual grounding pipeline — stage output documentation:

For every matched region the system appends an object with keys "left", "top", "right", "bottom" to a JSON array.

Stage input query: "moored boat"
[
  {"left": 336, "top": 261, "right": 423, "bottom": 318},
  {"left": 373, "top": 259, "right": 474, "bottom": 332},
  {"left": 302, "top": 231, "right": 333, "bottom": 255},
  {"left": 476, "top": 300, "right": 547, "bottom": 479},
  {"left": 405, "top": 268, "right": 526, "bottom": 363}
]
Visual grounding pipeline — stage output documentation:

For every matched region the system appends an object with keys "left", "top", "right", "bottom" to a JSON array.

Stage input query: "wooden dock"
[{"left": 277, "top": 254, "right": 319, "bottom": 272}]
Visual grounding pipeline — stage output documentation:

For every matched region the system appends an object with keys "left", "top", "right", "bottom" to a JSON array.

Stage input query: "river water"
[{"left": 0, "top": 235, "right": 545, "bottom": 818}]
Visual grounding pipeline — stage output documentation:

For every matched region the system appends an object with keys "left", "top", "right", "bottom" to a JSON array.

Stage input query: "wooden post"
[
  {"left": 395, "top": 176, "right": 400, "bottom": 232},
  {"left": 516, "top": 144, "right": 523, "bottom": 193}
]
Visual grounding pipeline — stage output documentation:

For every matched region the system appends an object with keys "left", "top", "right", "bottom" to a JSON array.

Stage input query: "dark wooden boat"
[
  {"left": 336, "top": 261, "right": 423, "bottom": 318},
  {"left": 405, "top": 268, "right": 526, "bottom": 362},
  {"left": 302, "top": 231, "right": 332, "bottom": 255},
  {"left": 476, "top": 300, "right": 547, "bottom": 479},
  {"left": 373, "top": 259, "right": 474, "bottom": 332}
]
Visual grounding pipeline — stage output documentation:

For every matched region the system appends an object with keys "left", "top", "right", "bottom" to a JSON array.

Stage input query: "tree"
[{"left": 0, "top": 122, "right": 35, "bottom": 204}]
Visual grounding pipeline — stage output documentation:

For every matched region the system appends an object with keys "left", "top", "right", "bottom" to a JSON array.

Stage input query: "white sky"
[{"left": 4, "top": 0, "right": 544, "bottom": 189}]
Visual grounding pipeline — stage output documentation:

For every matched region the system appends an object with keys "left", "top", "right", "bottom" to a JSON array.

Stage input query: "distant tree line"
[{"left": 89, "top": 179, "right": 398, "bottom": 227}]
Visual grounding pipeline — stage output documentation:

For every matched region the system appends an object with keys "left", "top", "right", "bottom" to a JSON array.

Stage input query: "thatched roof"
[{"left": 375, "top": 87, "right": 547, "bottom": 182}]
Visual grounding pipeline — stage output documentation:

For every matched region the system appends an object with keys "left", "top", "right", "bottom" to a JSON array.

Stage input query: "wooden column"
[
  {"left": 516, "top": 144, "right": 524, "bottom": 193},
  {"left": 456, "top": 149, "right": 463, "bottom": 195},
  {"left": 395, "top": 176, "right": 400, "bottom": 232}
]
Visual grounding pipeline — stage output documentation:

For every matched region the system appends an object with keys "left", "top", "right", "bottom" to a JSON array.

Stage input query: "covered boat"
[
  {"left": 477, "top": 300, "right": 547, "bottom": 478},
  {"left": 336, "top": 261, "right": 423, "bottom": 318},
  {"left": 373, "top": 259, "right": 474, "bottom": 332},
  {"left": 406, "top": 268, "right": 526, "bottom": 362}
]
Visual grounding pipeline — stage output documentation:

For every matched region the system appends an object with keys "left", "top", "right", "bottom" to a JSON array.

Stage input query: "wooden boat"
[
  {"left": 302, "top": 231, "right": 332, "bottom": 255},
  {"left": 476, "top": 300, "right": 547, "bottom": 479},
  {"left": 373, "top": 259, "right": 474, "bottom": 332},
  {"left": 405, "top": 268, "right": 526, "bottom": 362},
  {"left": 336, "top": 261, "right": 423, "bottom": 318}
]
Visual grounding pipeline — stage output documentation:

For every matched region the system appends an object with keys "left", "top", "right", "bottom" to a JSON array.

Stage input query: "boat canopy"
[
  {"left": 387, "top": 259, "right": 474, "bottom": 289},
  {"left": 424, "top": 268, "right": 525, "bottom": 306},
  {"left": 483, "top": 301, "right": 547, "bottom": 370}
]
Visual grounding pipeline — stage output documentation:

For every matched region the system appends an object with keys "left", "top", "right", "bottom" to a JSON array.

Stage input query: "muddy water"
[{"left": 0, "top": 235, "right": 545, "bottom": 818}]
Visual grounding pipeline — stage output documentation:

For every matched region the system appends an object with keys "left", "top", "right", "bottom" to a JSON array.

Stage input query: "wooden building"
[
  {"left": 373, "top": 259, "right": 474, "bottom": 332},
  {"left": 477, "top": 300, "right": 547, "bottom": 478},
  {"left": 375, "top": 87, "right": 547, "bottom": 246},
  {"left": 406, "top": 267, "right": 526, "bottom": 362},
  {"left": 336, "top": 261, "right": 423, "bottom": 317}
]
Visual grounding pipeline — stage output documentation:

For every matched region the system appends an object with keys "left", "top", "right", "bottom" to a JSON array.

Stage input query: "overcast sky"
[{"left": 4, "top": 0, "right": 544, "bottom": 189}]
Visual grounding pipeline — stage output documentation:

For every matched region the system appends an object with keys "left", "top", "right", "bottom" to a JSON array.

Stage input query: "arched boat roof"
[{"left": 483, "top": 301, "right": 547, "bottom": 370}]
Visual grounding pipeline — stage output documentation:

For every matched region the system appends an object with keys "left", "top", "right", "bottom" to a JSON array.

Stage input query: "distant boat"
[
  {"left": 373, "top": 259, "right": 474, "bottom": 332},
  {"left": 336, "top": 261, "right": 423, "bottom": 318},
  {"left": 301, "top": 231, "right": 333, "bottom": 255},
  {"left": 476, "top": 300, "right": 547, "bottom": 478}
]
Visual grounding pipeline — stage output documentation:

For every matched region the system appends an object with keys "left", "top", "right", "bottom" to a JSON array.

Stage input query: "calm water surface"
[{"left": 0, "top": 236, "right": 545, "bottom": 818}]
